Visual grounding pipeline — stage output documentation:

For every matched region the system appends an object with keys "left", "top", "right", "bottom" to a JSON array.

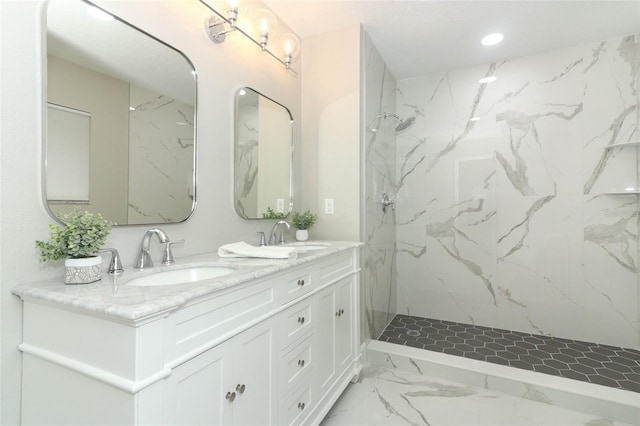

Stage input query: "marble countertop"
[{"left": 12, "top": 241, "right": 361, "bottom": 322}]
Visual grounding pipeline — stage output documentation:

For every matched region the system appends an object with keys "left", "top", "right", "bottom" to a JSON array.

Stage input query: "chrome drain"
[{"left": 405, "top": 330, "right": 421, "bottom": 337}]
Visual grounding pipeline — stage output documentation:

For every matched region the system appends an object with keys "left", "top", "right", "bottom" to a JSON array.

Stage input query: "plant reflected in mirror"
[{"left": 234, "top": 87, "right": 293, "bottom": 220}]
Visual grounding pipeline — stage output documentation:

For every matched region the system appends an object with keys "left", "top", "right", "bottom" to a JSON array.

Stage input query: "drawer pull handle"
[
  {"left": 298, "top": 316, "right": 305, "bottom": 324},
  {"left": 236, "top": 384, "right": 246, "bottom": 394},
  {"left": 298, "top": 359, "right": 305, "bottom": 367},
  {"left": 225, "top": 391, "right": 236, "bottom": 402},
  {"left": 298, "top": 402, "right": 305, "bottom": 410},
  {"left": 297, "top": 279, "right": 305, "bottom": 286}
]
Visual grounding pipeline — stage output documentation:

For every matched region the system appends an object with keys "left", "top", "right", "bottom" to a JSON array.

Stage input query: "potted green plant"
[
  {"left": 262, "top": 207, "right": 287, "bottom": 219},
  {"left": 291, "top": 210, "right": 318, "bottom": 241},
  {"left": 36, "top": 209, "right": 113, "bottom": 284}
]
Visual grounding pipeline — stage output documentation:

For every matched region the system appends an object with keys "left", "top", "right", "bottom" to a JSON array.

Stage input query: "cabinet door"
[
  {"left": 167, "top": 343, "right": 233, "bottom": 426},
  {"left": 233, "top": 319, "right": 278, "bottom": 426},
  {"left": 334, "top": 276, "right": 354, "bottom": 372},
  {"left": 316, "top": 285, "right": 336, "bottom": 394}
]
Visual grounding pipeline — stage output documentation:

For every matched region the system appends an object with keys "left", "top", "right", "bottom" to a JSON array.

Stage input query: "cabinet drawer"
[
  {"left": 167, "top": 279, "right": 276, "bottom": 363},
  {"left": 318, "top": 251, "right": 355, "bottom": 286},
  {"left": 282, "top": 337, "right": 313, "bottom": 393},
  {"left": 282, "top": 382, "right": 312, "bottom": 426},
  {"left": 281, "top": 298, "right": 314, "bottom": 349},
  {"left": 279, "top": 267, "right": 313, "bottom": 304}
]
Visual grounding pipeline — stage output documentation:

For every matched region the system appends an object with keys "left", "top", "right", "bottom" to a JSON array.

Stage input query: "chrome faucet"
[
  {"left": 99, "top": 248, "right": 124, "bottom": 274},
  {"left": 269, "top": 220, "right": 290, "bottom": 245},
  {"left": 162, "top": 239, "right": 184, "bottom": 266},
  {"left": 135, "top": 228, "right": 170, "bottom": 269}
]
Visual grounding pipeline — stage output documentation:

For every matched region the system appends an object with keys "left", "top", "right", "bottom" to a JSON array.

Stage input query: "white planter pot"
[
  {"left": 64, "top": 255, "right": 102, "bottom": 284},
  {"left": 295, "top": 229, "right": 309, "bottom": 241}
]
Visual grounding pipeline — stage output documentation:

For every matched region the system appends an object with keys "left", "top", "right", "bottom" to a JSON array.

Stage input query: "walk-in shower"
[{"left": 362, "top": 17, "right": 639, "bottom": 424}]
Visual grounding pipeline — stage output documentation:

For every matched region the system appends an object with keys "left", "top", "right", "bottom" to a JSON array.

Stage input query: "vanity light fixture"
[
  {"left": 481, "top": 32, "right": 504, "bottom": 46},
  {"left": 201, "top": 0, "right": 299, "bottom": 74}
]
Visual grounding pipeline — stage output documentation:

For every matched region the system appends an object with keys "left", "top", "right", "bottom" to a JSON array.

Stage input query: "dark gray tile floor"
[{"left": 378, "top": 314, "right": 640, "bottom": 393}]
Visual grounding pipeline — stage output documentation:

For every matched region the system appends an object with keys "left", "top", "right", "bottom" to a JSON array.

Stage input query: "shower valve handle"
[{"left": 381, "top": 193, "right": 395, "bottom": 213}]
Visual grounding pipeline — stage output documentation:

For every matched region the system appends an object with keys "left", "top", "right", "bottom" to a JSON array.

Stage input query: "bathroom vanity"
[{"left": 13, "top": 242, "right": 362, "bottom": 425}]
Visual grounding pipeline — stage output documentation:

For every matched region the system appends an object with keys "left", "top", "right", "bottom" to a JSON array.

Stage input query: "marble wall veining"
[
  {"left": 128, "top": 85, "right": 195, "bottom": 224},
  {"left": 362, "top": 31, "right": 398, "bottom": 340},
  {"left": 395, "top": 33, "right": 640, "bottom": 349}
]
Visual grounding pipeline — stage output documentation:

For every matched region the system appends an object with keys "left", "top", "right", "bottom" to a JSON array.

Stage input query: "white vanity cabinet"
[
  {"left": 15, "top": 244, "right": 361, "bottom": 426},
  {"left": 165, "top": 318, "right": 277, "bottom": 425},
  {"left": 316, "top": 275, "right": 354, "bottom": 396}
]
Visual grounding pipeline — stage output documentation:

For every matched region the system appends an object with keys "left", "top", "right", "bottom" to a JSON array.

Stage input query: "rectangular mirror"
[
  {"left": 44, "top": 0, "right": 197, "bottom": 225},
  {"left": 234, "top": 88, "right": 293, "bottom": 219}
]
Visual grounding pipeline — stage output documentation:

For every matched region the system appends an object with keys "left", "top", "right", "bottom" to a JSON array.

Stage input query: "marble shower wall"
[
  {"left": 363, "top": 31, "right": 399, "bottom": 340},
  {"left": 128, "top": 85, "right": 195, "bottom": 224},
  {"left": 395, "top": 34, "right": 640, "bottom": 349}
]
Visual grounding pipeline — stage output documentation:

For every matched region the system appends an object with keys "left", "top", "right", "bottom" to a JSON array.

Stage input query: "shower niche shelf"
[
  {"left": 601, "top": 140, "right": 640, "bottom": 195},
  {"left": 604, "top": 140, "right": 640, "bottom": 150}
]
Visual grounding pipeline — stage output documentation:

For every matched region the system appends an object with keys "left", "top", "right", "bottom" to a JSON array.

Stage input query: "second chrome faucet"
[
  {"left": 135, "top": 228, "right": 183, "bottom": 269},
  {"left": 269, "top": 220, "right": 290, "bottom": 246}
]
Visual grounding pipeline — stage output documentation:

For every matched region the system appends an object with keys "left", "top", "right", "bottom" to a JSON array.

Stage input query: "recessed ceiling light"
[
  {"left": 479, "top": 76, "right": 497, "bottom": 84},
  {"left": 481, "top": 33, "right": 504, "bottom": 46},
  {"left": 470, "top": 117, "right": 481, "bottom": 122}
]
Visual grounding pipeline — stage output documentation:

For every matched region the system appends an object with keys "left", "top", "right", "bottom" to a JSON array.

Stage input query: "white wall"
[
  {"left": 0, "top": 1, "right": 301, "bottom": 423},
  {"left": 300, "top": 26, "right": 361, "bottom": 241}
]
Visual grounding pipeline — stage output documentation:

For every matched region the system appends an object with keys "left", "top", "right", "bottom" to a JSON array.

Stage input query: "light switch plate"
[{"left": 325, "top": 198, "right": 334, "bottom": 215}]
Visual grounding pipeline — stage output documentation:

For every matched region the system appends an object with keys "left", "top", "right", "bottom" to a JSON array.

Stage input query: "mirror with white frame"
[
  {"left": 44, "top": 0, "right": 197, "bottom": 225},
  {"left": 234, "top": 88, "right": 293, "bottom": 219}
]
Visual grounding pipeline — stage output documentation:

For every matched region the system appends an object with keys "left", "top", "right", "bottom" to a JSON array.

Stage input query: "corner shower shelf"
[
  {"left": 601, "top": 141, "right": 640, "bottom": 194},
  {"left": 604, "top": 141, "right": 640, "bottom": 149}
]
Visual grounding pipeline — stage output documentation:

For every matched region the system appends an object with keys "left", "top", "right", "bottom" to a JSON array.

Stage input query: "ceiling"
[{"left": 261, "top": 0, "right": 640, "bottom": 80}]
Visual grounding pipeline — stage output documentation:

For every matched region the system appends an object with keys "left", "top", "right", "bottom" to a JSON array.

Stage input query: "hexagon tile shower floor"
[{"left": 378, "top": 314, "right": 640, "bottom": 393}]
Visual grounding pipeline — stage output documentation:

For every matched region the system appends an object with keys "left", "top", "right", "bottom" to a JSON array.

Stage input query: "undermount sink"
[
  {"left": 285, "top": 242, "right": 332, "bottom": 252},
  {"left": 127, "top": 265, "right": 237, "bottom": 287}
]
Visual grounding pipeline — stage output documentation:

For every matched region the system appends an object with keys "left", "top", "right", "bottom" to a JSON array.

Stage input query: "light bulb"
[
  {"left": 281, "top": 33, "right": 300, "bottom": 69},
  {"left": 253, "top": 8, "right": 277, "bottom": 46},
  {"left": 228, "top": 0, "right": 239, "bottom": 27}
]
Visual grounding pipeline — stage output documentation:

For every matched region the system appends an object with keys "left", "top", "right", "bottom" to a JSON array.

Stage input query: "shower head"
[
  {"left": 394, "top": 116, "right": 415, "bottom": 131},
  {"left": 368, "top": 112, "right": 416, "bottom": 132}
]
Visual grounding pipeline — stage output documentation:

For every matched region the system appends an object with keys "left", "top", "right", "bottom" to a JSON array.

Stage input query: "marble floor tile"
[{"left": 321, "top": 365, "right": 634, "bottom": 426}]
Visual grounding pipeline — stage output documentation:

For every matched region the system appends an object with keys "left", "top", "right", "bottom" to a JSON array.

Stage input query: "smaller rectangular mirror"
[{"left": 234, "top": 88, "right": 293, "bottom": 219}]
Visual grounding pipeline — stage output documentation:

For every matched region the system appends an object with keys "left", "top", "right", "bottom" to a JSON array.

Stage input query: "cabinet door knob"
[
  {"left": 236, "top": 384, "right": 246, "bottom": 394},
  {"left": 298, "top": 359, "right": 305, "bottom": 367},
  {"left": 340, "top": 308, "right": 345, "bottom": 315},
  {"left": 297, "top": 279, "right": 305, "bottom": 286},
  {"left": 298, "top": 402, "right": 305, "bottom": 410},
  {"left": 298, "top": 316, "right": 305, "bottom": 324},
  {"left": 225, "top": 391, "right": 236, "bottom": 402},
  {"left": 335, "top": 310, "right": 341, "bottom": 317}
]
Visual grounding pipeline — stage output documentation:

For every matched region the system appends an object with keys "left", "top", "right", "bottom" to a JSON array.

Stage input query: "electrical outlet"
[
  {"left": 325, "top": 198, "right": 334, "bottom": 215},
  {"left": 276, "top": 198, "right": 284, "bottom": 213}
]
